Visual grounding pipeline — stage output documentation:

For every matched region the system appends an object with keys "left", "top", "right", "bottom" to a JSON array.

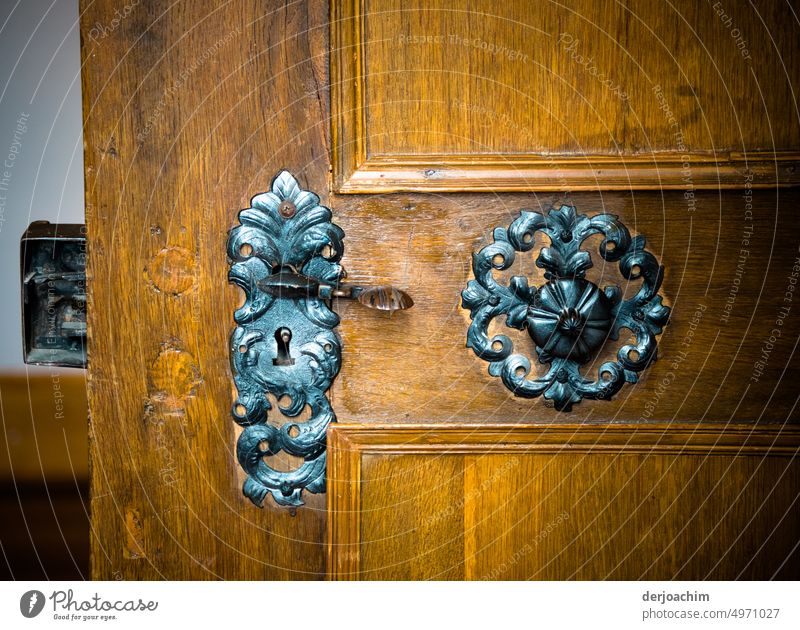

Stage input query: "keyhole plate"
[{"left": 227, "top": 171, "right": 344, "bottom": 508}]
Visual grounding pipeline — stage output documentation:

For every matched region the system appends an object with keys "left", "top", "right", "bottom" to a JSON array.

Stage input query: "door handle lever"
[{"left": 258, "top": 269, "right": 414, "bottom": 312}]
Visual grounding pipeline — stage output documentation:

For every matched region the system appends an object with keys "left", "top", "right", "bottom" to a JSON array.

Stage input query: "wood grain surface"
[
  {"left": 81, "top": 0, "right": 332, "bottom": 579},
  {"left": 328, "top": 423, "right": 800, "bottom": 579},
  {"left": 80, "top": 0, "right": 800, "bottom": 580},
  {"left": 332, "top": 0, "right": 800, "bottom": 191},
  {"left": 330, "top": 189, "right": 800, "bottom": 425}
]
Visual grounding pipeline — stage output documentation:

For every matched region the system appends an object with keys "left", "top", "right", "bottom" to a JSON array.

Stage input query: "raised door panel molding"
[
  {"left": 329, "top": 189, "right": 800, "bottom": 425},
  {"left": 327, "top": 423, "right": 800, "bottom": 580},
  {"left": 331, "top": 0, "right": 800, "bottom": 192}
]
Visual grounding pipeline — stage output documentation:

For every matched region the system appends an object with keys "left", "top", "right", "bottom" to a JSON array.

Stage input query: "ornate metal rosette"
[
  {"left": 461, "top": 205, "right": 670, "bottom": 411},
  {"left": 227, "top": 171, "right": 344, "bottom": 507}
]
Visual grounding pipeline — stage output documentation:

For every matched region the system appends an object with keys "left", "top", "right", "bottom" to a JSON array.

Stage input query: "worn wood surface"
[
  {"left": 331, "top": 189, "right": 800, "bottom": 425},
  {"left": 81, "top": 0, "right": 800, "bottom": 580},
  {"left": 328, "top": 424, "right": 800, "bottom": 579},
  {"left": 333, "top": 0, "right": 800, "bottom": 191},
  {"left": 81, "top": 0, "right": 332, "bottom": 579}
]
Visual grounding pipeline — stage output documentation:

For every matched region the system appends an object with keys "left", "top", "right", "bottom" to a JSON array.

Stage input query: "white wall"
[{"left": 0, "top": 0, "right": 84, "bottom": 370}]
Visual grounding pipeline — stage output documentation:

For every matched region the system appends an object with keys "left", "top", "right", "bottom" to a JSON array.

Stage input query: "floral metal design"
[
  {"left": 227, "top": 171, "right": 344, "bottom": 507},
  {"left": 462, "top": 205, "right": 669, "bottom": 411}
]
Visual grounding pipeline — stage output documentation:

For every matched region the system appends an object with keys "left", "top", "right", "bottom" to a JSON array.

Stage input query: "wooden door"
[{"left": 81, "top": 0, "right": 800, "bottom": 580}]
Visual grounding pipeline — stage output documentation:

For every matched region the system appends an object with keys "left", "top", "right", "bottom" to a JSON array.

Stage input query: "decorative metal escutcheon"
[
  {"left": 227, "top": 171, "right": 411, "bottom": 508},
  {"left": 462, "top": 205, "right": 670, "bottom": 411}
]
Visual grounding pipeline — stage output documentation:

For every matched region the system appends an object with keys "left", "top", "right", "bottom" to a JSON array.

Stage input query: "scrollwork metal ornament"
[
  {"left": 227, "top": 171, "right": 344, "bottom": 507},
  {"left": 462, "top": 205, "right": 670, "bottom": 411}
]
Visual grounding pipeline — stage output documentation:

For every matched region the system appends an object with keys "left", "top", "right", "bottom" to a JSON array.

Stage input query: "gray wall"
[{"left": 0, "top": 0, "right": 83, "bottom": 370}]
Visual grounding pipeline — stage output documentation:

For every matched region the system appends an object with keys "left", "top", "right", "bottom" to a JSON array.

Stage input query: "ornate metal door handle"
[
  {"left": 462, "top": 205, "right": 669, "bottom": 411},
  {"left": 227, "top": 171, "right": 412, "bottom": 508}
]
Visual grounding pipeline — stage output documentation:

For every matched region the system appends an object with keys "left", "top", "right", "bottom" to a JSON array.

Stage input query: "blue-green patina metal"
[
  {"left": 462, "top": 205, "right": 669, "bottom": 412},
  {"left": 227, "top": 171, "right": 344, "bottom": 507}
]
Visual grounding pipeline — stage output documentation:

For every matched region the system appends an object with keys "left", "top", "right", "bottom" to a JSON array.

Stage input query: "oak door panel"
[
  {"left": 333, "top": 0, "right": 800, "bottom": 191},
  {"left": 81, "top": 0, "right": 331, "bottom": 580},
  {"left": 80, "top": 0, "right": 800, "bottom": 580},
  {"left": 328, "top": 424, "right": 800, "bottom": 580},
  {"left": 330, "top": 189, "right": 800, "bottom": 425}
]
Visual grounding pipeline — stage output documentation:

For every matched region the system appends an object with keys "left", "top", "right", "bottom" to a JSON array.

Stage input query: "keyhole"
[{"left": 273, "top": 327, "right": 295, "bottom": 366}]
